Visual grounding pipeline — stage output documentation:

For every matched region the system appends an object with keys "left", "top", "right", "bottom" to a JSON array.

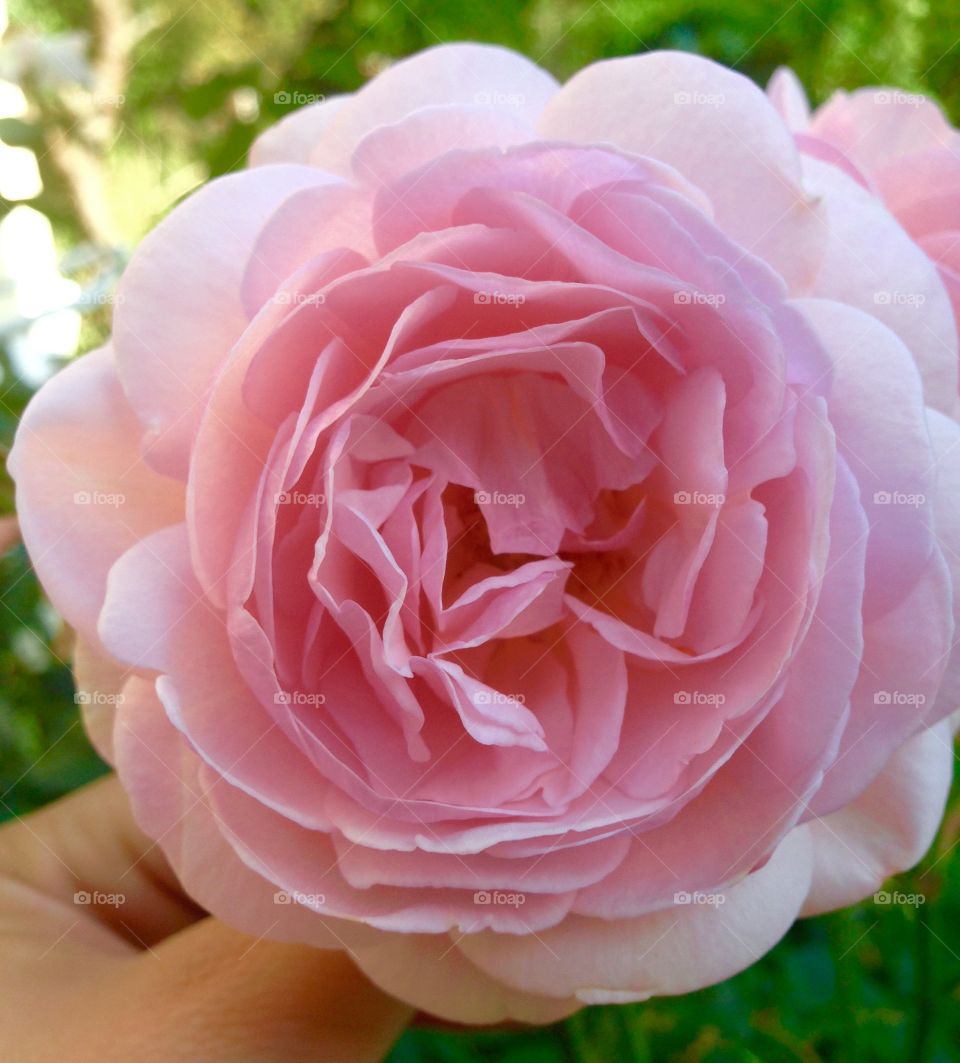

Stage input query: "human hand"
[{"left": 0, "top": 775, "right": 412, "bottom": 1062}]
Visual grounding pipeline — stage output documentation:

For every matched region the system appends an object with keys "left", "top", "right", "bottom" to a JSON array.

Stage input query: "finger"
[
  {"left": 83, "top": 920, "right": 413, "bottom": 1062},
  {"left": 0, "top": 774, "right": 204, "bottom": 948}
]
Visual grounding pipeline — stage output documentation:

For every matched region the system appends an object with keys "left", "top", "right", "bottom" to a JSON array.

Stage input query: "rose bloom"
[
  {"left": 11, "top": 45, "right": 960, "bottom": 1023},
  {"left": 769, "top": 67, "right": 960, "bottom": 347}
]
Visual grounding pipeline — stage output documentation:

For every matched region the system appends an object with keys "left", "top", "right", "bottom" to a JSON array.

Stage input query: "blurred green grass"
[{"left": 2, "top": 1, "right": 959, "bottom": 1059}]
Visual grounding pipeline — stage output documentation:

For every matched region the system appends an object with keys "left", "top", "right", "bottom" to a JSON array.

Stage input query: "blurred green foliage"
[{"left": 1, "top": 1, "right": 959, "bottom": 1060}]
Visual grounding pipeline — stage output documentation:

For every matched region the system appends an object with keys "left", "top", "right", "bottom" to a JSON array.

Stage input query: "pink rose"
[
  {"left": 769, "top": 66, "right": 960, "bottom": 377},
  {"left": 11, "top": 45, "right": 960, "bottom": 1023}
]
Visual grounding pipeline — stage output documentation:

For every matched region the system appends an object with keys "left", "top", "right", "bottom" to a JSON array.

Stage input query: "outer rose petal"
[
  {"left": 810, "top": 87, "right": 956, "bottom": 171},
  {"left": 767, "top": 66, "right": 811, "bottom": 130},
  {"left": 800, "top": 721, "right": 954, "bottom": 916},
  {"left": 786, "top": 298, "right": 953, "bottom": 815},
  {"left": 454, "top": 828, "right": 813, "bottom": 1004},
  {"left": 113, "top": 164, "right": 335, "bottom": 478},
  {"left": 766, "top": 72, "right": 878, "bottom": 190},
  {"left": 8, "top": 347, "right": 184, "bottom": 642},
  {"left": 98, "top": 525, "right": 335, "bottom": 830},
  {"left": 539, "top": 50, "right": 823, "bottom": 291},
  {"left": 112, "top": 674, "right": 379, "bottom": 950},
  {"left": 311, "top": 43, "right": 559, "bottom": 175},
  {"left": 350, "top": 933, "right": 579, "bottom": 1025},
  {"left": 249, "top": 95, "right": 347, "bottom": 167},
  {"left": 350, "top": 104, "right": 536, "bottom": 185},
  {"left": 927, "top": 409, "right": 960, "bottom": 721},
  {"left": 801, "top": 156, "right": 959, "bottom": 412}
]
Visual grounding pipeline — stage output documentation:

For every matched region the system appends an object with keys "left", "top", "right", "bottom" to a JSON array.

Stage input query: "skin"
[{"left": 0, "top": 775, "right": 413, "bottom": 1062}]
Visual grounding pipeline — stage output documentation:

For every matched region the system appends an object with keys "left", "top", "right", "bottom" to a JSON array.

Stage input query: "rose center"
[{"left": 440, "top": 481, "right": 640, "bottom": 617}]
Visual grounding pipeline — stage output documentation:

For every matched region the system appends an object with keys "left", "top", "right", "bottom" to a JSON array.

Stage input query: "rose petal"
[
  {"left": 456, "top": 826, "right": 813, "bottom": 1001},
  {"left": 800, "top": 720, "right": 954, "bottom": 915},
  {"left": 539, "top": 50, "right": 823, "bottom": 290},
  {"left": 113, "top": 165, "right": 333, "bottom": 477},
  {"left": 9, "top": 347, "right": 183, "bottom": 641},
  {"left": 311, "top": 43, "right": 558, "bottom": 175}
]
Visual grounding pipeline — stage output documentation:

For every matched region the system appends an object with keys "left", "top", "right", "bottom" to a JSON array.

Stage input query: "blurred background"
[{"left": 1, "top": 0, "right": 959, "bottom": 1060}]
